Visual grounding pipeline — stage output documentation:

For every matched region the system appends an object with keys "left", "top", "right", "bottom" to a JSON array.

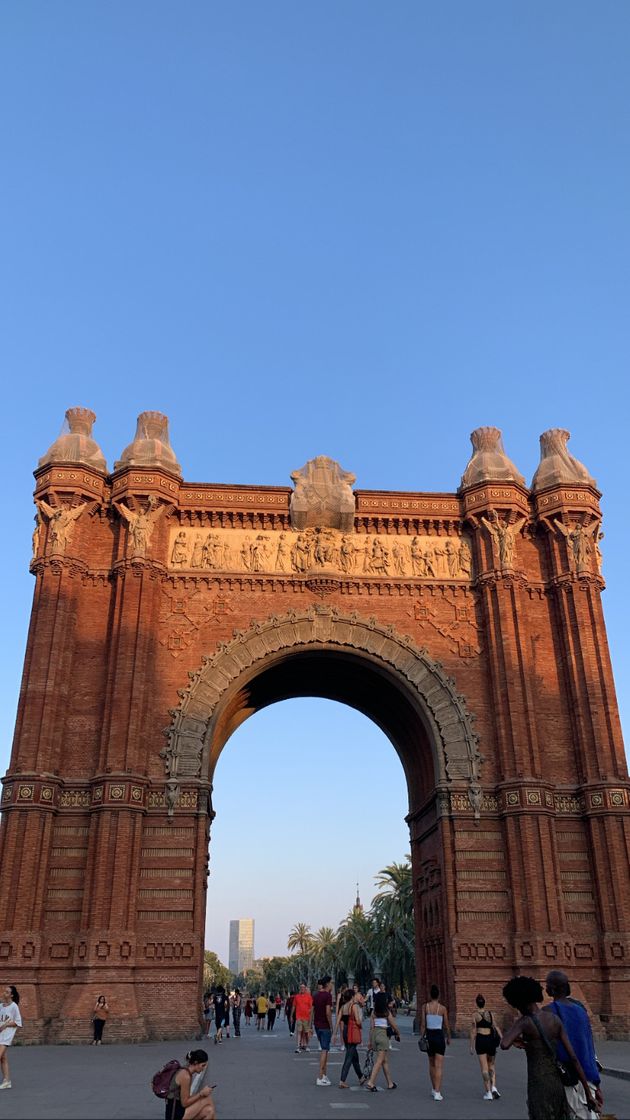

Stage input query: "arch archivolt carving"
[{"left": 162, "top": 605, "right": 481, "bottom": 794}]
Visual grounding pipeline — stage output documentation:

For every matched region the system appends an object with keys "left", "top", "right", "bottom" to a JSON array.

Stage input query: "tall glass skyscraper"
[{"left": 229, "top": 918, "right": 255, "bottom": 974}]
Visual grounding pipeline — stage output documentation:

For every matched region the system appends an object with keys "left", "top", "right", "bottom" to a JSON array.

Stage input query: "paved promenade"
[{"left": 1, "top": 1017, "right": 629, "bottom": 1119}]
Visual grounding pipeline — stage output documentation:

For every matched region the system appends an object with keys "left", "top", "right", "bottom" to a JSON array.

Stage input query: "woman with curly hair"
[{"left": 501, "top": 976, "right": 597, "bottom": 1120}]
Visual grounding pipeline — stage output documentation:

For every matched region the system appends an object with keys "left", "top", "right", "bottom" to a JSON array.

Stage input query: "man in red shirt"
[
  {"left": 293, "top": 982, "right": 313, "bottom": 1053},
  {"left": 312, "top": 976, "right": 333, "bottom": 1086}
]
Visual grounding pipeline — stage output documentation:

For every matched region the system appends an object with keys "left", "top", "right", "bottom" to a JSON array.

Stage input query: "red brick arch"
[
  {"left": 1, "top": 427, "right": 629, "bottom": 1041},
  {"left": 165, "top": 606, "right": 482, "bottom": 794}
]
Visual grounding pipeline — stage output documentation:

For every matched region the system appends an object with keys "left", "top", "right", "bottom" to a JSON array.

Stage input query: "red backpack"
[{"left": 151, "top": 1059, "right": 181, "bottom": 1098}]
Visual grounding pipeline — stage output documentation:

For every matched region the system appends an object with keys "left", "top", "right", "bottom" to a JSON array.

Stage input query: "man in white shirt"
[{"left": 365, "top": 978, "right": 380, "bottom": 1016}]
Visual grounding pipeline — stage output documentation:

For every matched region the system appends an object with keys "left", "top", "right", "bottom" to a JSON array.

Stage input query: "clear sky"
[{"left": 1, "top": 2, "right": 628, "bottom": 962}]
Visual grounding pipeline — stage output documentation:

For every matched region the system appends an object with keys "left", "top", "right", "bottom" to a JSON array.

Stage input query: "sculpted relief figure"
[
  {"left": 313, "top": 527, "right": 338, "bottom": 567},
  {"left": 595, "top": 530, "right": 604, "bottom": 574},
  {"left": 468, "top": 782, "right": 483, "bottom": 820},
  {"left": 31, "top": 513, "right": 42, "bottom": 560},
  {"left": 445, "top": 539, "right": 459, "bottom": 579},
  {"left": 291, "top": 533, "right": 312, "bottom": 573},
  {"left": 166, "top": 781, "right": 180, "bottom": 818},
  {"left": 458, "top": 539, "right": 472, "bottom": 578},
  {"left": 339, "top": 534, "right": 356, "bottom": 574},
  {"left": 191, "top": 534, "right": 204, "bottom": 567},
  {"left": 392, "top": 540, "right": 407, "bottom": 576},
  {"left": 555, "top": 518, "right": 599, "bottom": 574},
  {"left": 423, "top": 542, "right": 437, "bottom": 578},
  {"left": 410, "top": 537, "right": 425, "bottom": 577},
  {"left": 250, "top": 534, "right": 270, "bottom": 572},
  {"left": 367, "top": 536, "right": 390, "bottom": 575},
  {"left": 481, "top": 508, "right": 526, "bottom": 569},
  {"left": 37, "top": 499, "right": 88, "bottom": 555},
  {"left": 116, "top": 495, "right": 166, "bottom": 558},
  {"left": 275, "top": 532, "right": 290, "bottom": 572},
  {"left": 240, "top": 535, "right": 253, "bottom": 571},
  {"left": 171, "top": 531, "right": 189, "bottom": 568},
  {"left": 208, "top": 532, "right": 226, "bottom": 569}
]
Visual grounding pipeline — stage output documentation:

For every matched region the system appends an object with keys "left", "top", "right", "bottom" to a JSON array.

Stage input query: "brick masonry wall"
[{"left": 1, "top": 464, "right": 629, "bottom": 1040}]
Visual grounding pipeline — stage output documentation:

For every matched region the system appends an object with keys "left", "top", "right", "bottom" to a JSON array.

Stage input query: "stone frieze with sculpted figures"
[{"left": 167, "top": 526, "right": 473, "bottom": 580}]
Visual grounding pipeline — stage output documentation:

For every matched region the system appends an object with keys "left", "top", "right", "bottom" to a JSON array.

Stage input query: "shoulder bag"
[
  {"left": 529, "top": 1013, "right": 579, "bottom": 1087},
  {"left": 488, "top": 1011, "right": 500, "bottom": 1047},
  {"left": 346, "top": 1004, "right": 362, "bottom": 1045},
  {"left": 418, "top": 1002, "right": 430, "bottom": 1051}
]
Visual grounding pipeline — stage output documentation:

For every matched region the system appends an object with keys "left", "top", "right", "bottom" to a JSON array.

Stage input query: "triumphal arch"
[{"left": 1, "top": 409, "right": 629, "bottom": 1040}]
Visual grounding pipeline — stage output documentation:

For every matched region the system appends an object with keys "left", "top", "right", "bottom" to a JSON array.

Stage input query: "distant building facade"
[{"left": 229, "top": 918, "right": 255, "bottom": 974}]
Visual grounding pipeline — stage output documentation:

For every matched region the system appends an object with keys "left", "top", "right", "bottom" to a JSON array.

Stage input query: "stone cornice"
[{"left": 0, "top": 775, "right": 207, "bottom": 814}]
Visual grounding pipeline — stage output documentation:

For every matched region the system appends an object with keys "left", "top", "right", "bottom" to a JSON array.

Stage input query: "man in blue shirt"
[{"left": 545, "top": 970, "right": 603, "bottom": 1119}]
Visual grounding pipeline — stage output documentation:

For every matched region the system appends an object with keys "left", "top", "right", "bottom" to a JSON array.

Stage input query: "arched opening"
[
  {"left": 164, "top": 606, "right": 482, "bottom": 1022},
  {"left": 207, "top": 649, "right": 438, "bottom": 809},
  {"left": 206, "top": 698, "right": 411, "bottom": 971}
]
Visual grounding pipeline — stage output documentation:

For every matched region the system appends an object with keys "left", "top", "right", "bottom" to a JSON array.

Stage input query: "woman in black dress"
[{"left": 501, "top": 976, "right": 597, "bottom": 1120}]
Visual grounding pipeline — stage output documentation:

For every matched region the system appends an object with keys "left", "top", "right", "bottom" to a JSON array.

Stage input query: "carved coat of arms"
[{"left": 290, "top": 456, "right": 356, "bottom": 531}]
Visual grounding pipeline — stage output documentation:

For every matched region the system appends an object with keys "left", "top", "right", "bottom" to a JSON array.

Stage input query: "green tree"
[
  {"left": 241, "top": 966, "right": 264, "bottom": 996},
  {"left": 371, "top": 857, "right": 415, "bottom": 997},
  {"left": 202, "top": 950, "right": 233, "bottom": 993},
  {"left": 311, "top": 926, "right": 341, "bottom": 983},
  {"left": 287, "top": 922, "right": 313, "bottom": 956},
  {"left": 336, "top": 907, "right": 376, "bottom": 991},
  {"left": 287, "top": 922, "right": 316, "bottom": 985}
]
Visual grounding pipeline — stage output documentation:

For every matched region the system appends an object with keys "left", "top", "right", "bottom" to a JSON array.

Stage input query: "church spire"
[{"left": 354, "top": 881, "right": 363, "bottom": 912}]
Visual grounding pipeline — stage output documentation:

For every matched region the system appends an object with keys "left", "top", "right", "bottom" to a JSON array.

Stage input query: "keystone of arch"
[{"left": 162, "top": 605, "right": 481, "bottom": 789}]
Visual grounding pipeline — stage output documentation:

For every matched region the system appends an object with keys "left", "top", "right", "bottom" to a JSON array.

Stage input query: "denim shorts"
[{"left": 316, "top": 1028, "right": 332, "bottom": 1051}]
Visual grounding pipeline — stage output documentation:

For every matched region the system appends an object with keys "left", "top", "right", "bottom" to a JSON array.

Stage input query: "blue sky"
[{"left": 1, "top": 2, "right": 628, "bottom": 961}]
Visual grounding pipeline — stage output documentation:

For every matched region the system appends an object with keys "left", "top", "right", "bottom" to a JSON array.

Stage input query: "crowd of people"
[
  {"left": 0, "top": 967, "right": 606, "bottom": 1119},
  {"left": 192, "top": 967, "right": 603, "bottom": 1118}
]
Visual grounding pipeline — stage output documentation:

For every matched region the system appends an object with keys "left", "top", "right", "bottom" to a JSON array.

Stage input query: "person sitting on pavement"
[{"left": 165, "top": 1049, "right": 215, "bottom": 1120}]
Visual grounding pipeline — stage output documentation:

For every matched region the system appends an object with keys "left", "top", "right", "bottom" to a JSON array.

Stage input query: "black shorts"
[
  {"left": 165, "top": 1098, "right": 185, "bottom": 1120},
  {"left": 426, "top": 1028, "right": 445, "bottom": 1056},
  {"left": 475, "top": 1033, "right": 497, "bottom": 1057}
]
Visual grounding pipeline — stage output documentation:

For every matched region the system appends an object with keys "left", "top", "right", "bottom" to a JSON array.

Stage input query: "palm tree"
[
  {"left": 287, "top": 922, "right": 315, "bottom": 986},
  {"left": 311, "top": 926, "right": 340, "bottom": 982},
  {"left": 336, "top": 907, "right": 376, "bottom": 991},
  {"left": 371, "top": 857, "right": 415, "bottom": 997},
  {"left": 287, "top": 922, "right": 313, "bottom": 956}
]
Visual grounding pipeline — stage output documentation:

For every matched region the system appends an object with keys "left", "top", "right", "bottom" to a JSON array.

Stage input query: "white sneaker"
[
  {"left": 433, "top": 1091, "right": 443, "bottom": 1100},
  {"left": 321, "top": 1075, "right": 331, "bottom": 1085},
  {"left": 0, "top": 1082, "right": 11, "bottom": 1090},
  {"left": 484, "top": 1090, "right": 494, "bottom": 1099},
  {"left": 492, "top": 1088, "right": 501, "bottom": 1099},
  {"left": 316, "top": 1077, "right": 328, "bottom": 1087}
]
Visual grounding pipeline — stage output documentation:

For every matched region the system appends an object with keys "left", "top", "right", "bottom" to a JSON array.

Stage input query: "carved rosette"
[{"left": 162, "top": 606, "right": 481, "bottom": 790}]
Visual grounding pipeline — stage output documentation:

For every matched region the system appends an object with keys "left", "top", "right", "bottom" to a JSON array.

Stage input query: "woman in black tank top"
[{"left": 469, "top": 994, "right": 501, "bottom": 1100}]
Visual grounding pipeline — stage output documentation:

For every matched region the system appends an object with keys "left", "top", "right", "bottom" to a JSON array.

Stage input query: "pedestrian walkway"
[{"left": 1, "top": 1017, "right": 629, "bottom": 1119}]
